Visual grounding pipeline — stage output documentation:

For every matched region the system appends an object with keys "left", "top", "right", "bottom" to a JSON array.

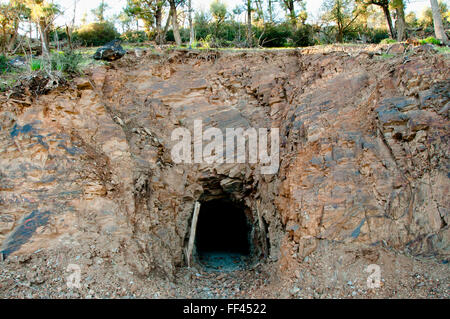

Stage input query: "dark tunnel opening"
[{"left": 195, "top": 199, "right": 251, "bottom": 271}]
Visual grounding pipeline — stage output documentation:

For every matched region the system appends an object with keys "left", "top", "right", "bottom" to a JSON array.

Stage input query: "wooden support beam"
[{"left": 186, "top": 201, "right": 201, "bottom": 268}]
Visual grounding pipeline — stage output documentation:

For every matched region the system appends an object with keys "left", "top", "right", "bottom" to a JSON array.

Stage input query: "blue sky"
[{"left": 51, "top": 0, "right": 444, "bottom": 27}]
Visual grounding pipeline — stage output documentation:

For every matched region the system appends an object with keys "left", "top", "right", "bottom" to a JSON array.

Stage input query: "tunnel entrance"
[{"left": 194, "top": 199, "right": 251, "bottom": 271}]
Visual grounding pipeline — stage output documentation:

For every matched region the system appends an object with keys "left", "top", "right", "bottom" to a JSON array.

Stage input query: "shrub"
[
  {"left": 29, "top": 51, "right": 83, "bottom": 74},
  {"left": 364, "top": 29, "right": 389, "bottom": 44},
  {"left": 292, "top": 25, "right": 315, "bottom": 47},
  {"left": 50, "top": 51, "right": 83, "bottom": 74},
  {"left": 419, "top": 37, "right": 441, "bottom": 45},
  {"left": 380, "top": 38, "right": 397, "bottom": 44},
  {"left": 49, "top": 28, "right": 69, "bottom": 42},
  {"left": 255, "top": 23, "right": 293, "bottom": 47},
  {"left": 75, "top": 22, "right": 119, "bottom": 46},
  {"left": 0, "top": 55, "right": 8, "bottom": 73},
  {"left": 30, "top": 59, "right": 42, "bottom": 71},
  {"left": 165, "top": 29, "right": 175, "bottom": 43},
  {"left": 120, "top": 30, "right": 148, "bottom": 43}
]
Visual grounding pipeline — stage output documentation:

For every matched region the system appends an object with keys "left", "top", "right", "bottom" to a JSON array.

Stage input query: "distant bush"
[
  {"left": 367, "top": 29, "right": 390, "bottom": 44},
  {"left": 165, "top": 29, "right": 175, "bottom": 43},
  {"left": 419, "top": 37, "right": 441, "bottom": 45},
  {"left": 292, "top": 25, "right": 315, "bottom": 47},
  {"left": 49, "top": 28, "right": 69, "bottom": 42},
  {"left": 120, "top": 30, "right": 148, "bottom": 43},
  {"left": 0, "top": 55, "right": 8, "bottom": 73},
  {"left": 75, "top": 22, "right": 119, "bottom": 46},
  {"left": 380, "top": 38, "right": 397, "bottom": 44},
  {"left": 255, "top": 23, "right": 293, "bottom": 47}
]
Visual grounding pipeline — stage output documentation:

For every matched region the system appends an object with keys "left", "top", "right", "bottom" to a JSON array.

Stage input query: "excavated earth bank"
[{"left": 0, "top": 45, "right": 449, "bottom": 298}]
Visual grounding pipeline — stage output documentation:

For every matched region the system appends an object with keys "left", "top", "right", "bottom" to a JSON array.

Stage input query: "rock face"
[
  {"left": 0, "top": 46, "right": 449, "bottom": 288},
  {"left": 387, "top": 43, "right": 406, "bottom": 54},
  {"left": 93, "top": 40, "right": 126, "bottom": 61}
]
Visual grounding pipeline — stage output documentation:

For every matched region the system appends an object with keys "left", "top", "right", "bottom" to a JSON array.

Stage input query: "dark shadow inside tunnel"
[{"left": 194, "top": 199, "right": 251, "bottom": 270}]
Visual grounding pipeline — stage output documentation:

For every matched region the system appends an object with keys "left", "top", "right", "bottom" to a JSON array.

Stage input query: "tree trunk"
[
  {"left": 247, "top": 0, "right": 252, "bottom": 47},
  {"left": 6, "top": 20, "right": 19, "bottom": 52},
  {"left": 395, "top": 4, "right": 406, "bottom": 41},
  {"left": 268, "top": 0, "right": 274, "bottom": 23},
  {"left": 381, "top": 5, "right": 396, "bottom": 39},
  {"left": 155, "top": 5, "right": 163, "bottom": 45},
  {"left": 287, "top": 1, "right": 297, "bottom": 29},
  {"left": 430, "top": 0, "right": 449, "bottom": 45},
  {"left": 66, "top": 25, "right": 73, "bottom": 51},
  {"left": 38, "top": 19, "right": 50, "bottom": 56},
  {"left": 188, "top": 0, "right": 194, "bottom": 48},
  {"left": 160, "top": 7, "right": 172, "bottom": 45},
  {"left": 169, "top": 0, "right": 182, "bottom": 46},
  {"left": 337, "top": 26, "right": 344, "bottom": 43}
]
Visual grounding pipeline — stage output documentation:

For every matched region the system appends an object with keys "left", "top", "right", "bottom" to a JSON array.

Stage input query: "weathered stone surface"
[
  {"left": 0, "top": 47, "right": 448, "bottom": 288},
  {"left": 387, "top": 43, "right": 406, "bottom": 54}
]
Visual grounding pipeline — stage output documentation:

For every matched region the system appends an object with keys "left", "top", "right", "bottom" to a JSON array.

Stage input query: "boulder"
[
  {"left": 93, "top": 40, "right": 126, "bottom": 62},
  {"left": 8, "top": 56, "right": 26, "bottom": 68},
  {"left": 413, "top": 44, "right": 437, "bottom": 54},
  {"left": 387, "top": 43, "right": 406, "bottom": 55}
]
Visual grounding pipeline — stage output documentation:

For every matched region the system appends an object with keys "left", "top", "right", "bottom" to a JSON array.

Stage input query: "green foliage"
[
  {"left": 419, "top": 37, "right": 441, "bottom": 45},
  {"left": 120, "top": 30, "right": 148, "bottom": 43},
  {"left": 49, "top": 51, "right": 83, "bottom": 74},
  {"left": 292, "top": 25, "right": 315, "bottom": 47},
  {"left": 255, "top": 23, "right": 293, "bottom": 47},
  {"left": 29, "top": 51, "right": 83, "bottom": 74},
  {"left": 49, "top": 27, "right": 69, "bottom": 42},
  {"left": 369, "top": 29, "right": 390, "bottom": 44},
  {"left": 29, "top": 58, "right": 41, "bottom": 71},
  {"left": 380, "top": 38, "right": 397, "bottom": 44},
  {"left": 321, "top": 0, "right": 363, "bottom": 42},
  {"left": 75, "top": 22, "right": 119, "bottom": 46},
  {"left": 210, "top": 0, "right": 227, "bottom": 24},
  {"left": 92, "top": 1, "right": 110, "bottom": 23},
  {"left": 0, "top": 54, "right": 9, "bottom": 73}
]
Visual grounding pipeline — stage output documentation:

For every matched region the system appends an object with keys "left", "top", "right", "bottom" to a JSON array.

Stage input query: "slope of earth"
[{"left": 0, "top": 45, "right": 448, "bottom": 298}]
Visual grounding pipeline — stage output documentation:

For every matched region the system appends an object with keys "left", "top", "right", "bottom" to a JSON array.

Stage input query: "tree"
[
  {"left": 358, "top": 0, "right": 395, "bottom": 38},
  {"left": 419, "top": 1, "right": 448, "bottom": 28},
  {"left": 25, "top": 0, "right": 60, "bottom": 56},
  {"left": 0, "top": 1, "right": 29, "bottom": 53},
  {"left": 168, "top": 0, "right": 184, "bottom": 46},
  {"left": 118, "top": 11, "right": 133, "bottom": 33},
  {"left": 246, "top": 0, "right": 252, "bottom": 47},
  {"left": 125, "top": 0, "right": 167, "bottom": 45},
  {"left": 406, "top": 11, "right": 418, "bottom": 28},
  {"left": 210, "top": 0, "right": 227, "bottom": 38},
  {"left": 281, "top": 0, "right": 307, "bottom": 28},
  {"left": 232, "top": 5, "right": 244, "bottom": 42},
  {"left": 321, "top": 0, "right": 362, "bottom": 43},
  {"left": 430, "top": 0, "right": 449, "bottom": 44},
  {"left": 91, "top": 0, "right": 109, "bottom": 23},
  {"left": 187, "top": 0, "right": 194, "bottom": 47},
  {"left": 268, "top": 0, "right": 275, "bottom": 23},
  {"left": 391, "top": 0, "right": 406, "bottom": 41},
  {"left": 80, "top": 11, "right": 88, "bottom": 25}
]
